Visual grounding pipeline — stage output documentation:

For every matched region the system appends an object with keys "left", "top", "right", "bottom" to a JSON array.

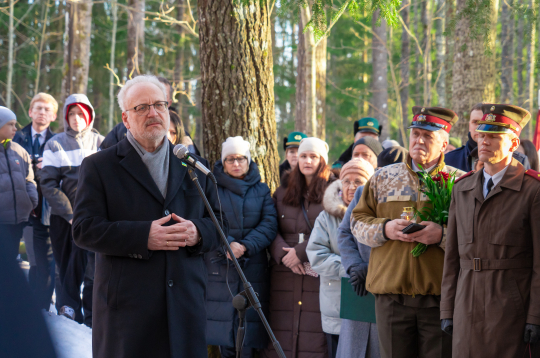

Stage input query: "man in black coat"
[{"left": 72, "top": 75, "right": 226, "bottom": 358}]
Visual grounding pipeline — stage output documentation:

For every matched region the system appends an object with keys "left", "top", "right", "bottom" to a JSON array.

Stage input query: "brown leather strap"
[{"left": 460, "top": 258, "right": 533, "bottom": 272}]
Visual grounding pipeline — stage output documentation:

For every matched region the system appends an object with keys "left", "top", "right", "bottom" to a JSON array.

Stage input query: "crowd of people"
[{"left": 1, "top": 73, "right": 539, "bottom": 358}]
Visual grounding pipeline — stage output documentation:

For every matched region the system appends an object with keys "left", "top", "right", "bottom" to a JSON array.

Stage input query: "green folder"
[{"left": 340, "top": 277, "right": 377, "bottom": 323}]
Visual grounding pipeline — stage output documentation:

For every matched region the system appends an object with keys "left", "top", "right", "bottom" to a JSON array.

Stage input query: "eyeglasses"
[
  {"left": 224, "top": 157, "right": 247, "bottom": 164},
  {"left": 126, "top": 101, "right": 169, "bottom": 116},
  {"left": 343, "top": 179, "right": 364, "bottom": 188}
]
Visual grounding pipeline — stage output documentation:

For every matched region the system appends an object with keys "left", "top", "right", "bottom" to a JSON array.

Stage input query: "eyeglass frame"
[
  {"left": 342, "top": 179, "right": 364, "bottom": 188},
  {"left": 224, "top": 156, "right": 248, "bottom": 164},
  {"left": 125, "top": 101, "right": 169, "bottom": 116}
]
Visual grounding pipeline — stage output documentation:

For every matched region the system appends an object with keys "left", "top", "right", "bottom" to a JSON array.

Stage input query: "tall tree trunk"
[
  {"left": 500, "top": 0, "right": 514, "bottom": 103},
  {"left": 516, "top": 0, "right": 524, "bottom": 106},
  {"left": 445, "top": 0, "right": 455, "bottom": 106},
  {"left": 371, "top": 10, "right": 389, "bottom": 140},
  {"left": 422, "top": 0, "right": 432, "bottom": 105},
  {"left": 295, "top": 8, "right": 317, "bottom": 137},
  {"left": 198, "top": 0, "right": 280, "bottom": 191},
  {"left": 127, "top": 0, "right": 145, "bottom": 77},
  {"left": 414, "top": 0, "right": 422, "bottom": 105},
  {"left": 524, "top": 0, "right": 536, "bottom": 140},
  {"left": 60, "top": 0, "right": 93, "bottom": 115},
  {"left": 400, "top": 1, "right": 410, "bottom": 144},
  {"left": 434, "top": 0, "right": 446, "bottom": 107},
  {"left": 451, "top": 0, "right": 499, "bottom": 143},
  {"left": 175, "top": 0, "right": 185, "bottom": 126},
  {"left": 108, "top": 0, "right": 118, "bottom": 131},
  {"left": 35, "top": 0, "right": 51, "bottom": 94},
  {"left": 6, "top": 0, "right": 14, "bottom": 108},
  {"left": 315, "top": 37, "right": 326, "bottom": 140}
]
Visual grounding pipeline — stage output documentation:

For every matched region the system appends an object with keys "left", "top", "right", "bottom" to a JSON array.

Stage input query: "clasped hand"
[
  {"left": 384, "top": 219, "right": 442, "bottom": 245},
  {"left": 148, "top": 213, "right": 200, "bottom": 250},
  {"left": 282, "top": 247, "right": 305, "bottom": 275}
]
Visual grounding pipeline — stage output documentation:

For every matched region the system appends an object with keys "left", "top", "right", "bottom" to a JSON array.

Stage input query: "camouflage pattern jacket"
[{"left": 351, "top": 155, "right": 464, "bottom": 296}]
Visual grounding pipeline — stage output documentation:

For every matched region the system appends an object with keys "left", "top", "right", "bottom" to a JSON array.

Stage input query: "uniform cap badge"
[
  {"left": 490, "top": 106, "right": 495, "bottom": 111},
  {"left": 294, "top": 135, "right": 302, "bottom": 140},
  {"left": 417, "top": 114, "right": 427, "bottom": 122},
  {"left": 367, "top": 121, "right": 374, "bottom": 126},
  {"left": 421, "top": 108, "right": 425, "bottom": 112},
  {"left": 486, "top": 114, "right": 496, "bottom": 122}
]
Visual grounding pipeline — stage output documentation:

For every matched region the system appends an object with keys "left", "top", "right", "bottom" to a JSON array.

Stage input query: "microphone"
[{"left": 173, "top": 144, "right": 212, "bottom": 176}]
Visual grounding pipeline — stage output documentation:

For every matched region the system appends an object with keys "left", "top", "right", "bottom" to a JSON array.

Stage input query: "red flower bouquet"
[{"left": 412, "top": 168, "right": 457, "bottom": 257}]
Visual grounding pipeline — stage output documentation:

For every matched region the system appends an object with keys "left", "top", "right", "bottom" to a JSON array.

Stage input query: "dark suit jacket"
[{"left": 72, "top": 138, "right": 227, "bottom": 358}]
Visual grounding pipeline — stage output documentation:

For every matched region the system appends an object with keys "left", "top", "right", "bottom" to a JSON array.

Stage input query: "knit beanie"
[
  {"left": 381, "top": 139, "right": 400, "bottom": 149},
  {"left": 353, "top": 137, "right": 383, "bottom": 157},
  {"left": 340, "top": 158, "right": 374, "bottom": 182},
  {"left": 298, "top": 137, "right": 329, "bottom": 164},
  {"left": 377, "top": 146, "right": 409, "bottom": 168},
  {"left": 66, "top": 103, "right": 92, "bottom": 127},
  {"left": 0, "top": 106, "right": 16, "bottom": 130},
  {"left": 221, "top": 136, "right": 251, "bottom": 164}
]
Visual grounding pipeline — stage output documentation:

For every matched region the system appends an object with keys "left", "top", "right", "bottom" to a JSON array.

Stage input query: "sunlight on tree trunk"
[
  {"left": 6, "top": 0, "right": 14, "bottom": 108},
  {"left": 108, "top": 0, "right": 118, "bottom": 132},
  {"left": 127, "top": 0, "right": 145, "bottom": 78},
  {"left": 371, "top": 10, "right": 389, "bottom": 140}
]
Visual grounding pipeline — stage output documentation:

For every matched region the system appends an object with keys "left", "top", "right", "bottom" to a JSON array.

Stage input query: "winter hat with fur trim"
[
  {"left": 298, "top": 137, "right": 329, "bottom": 164},
  {"left": 340, "top": 158, "right": 374, "bottom": 182},
  {"left": 221, "top": 136, "right": 251, "bottom": 164}
]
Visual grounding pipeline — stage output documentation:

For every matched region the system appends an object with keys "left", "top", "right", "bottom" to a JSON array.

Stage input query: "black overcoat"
[{"left": 72, "top": 138, "right": 226, "bottom": 358}]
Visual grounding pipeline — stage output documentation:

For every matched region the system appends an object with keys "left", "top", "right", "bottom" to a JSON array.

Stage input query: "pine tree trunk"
[
  {"left": 500, "top": 0, "right": 514, "bottom": 103},
  {"left": 127, "top": 0, "right": 145, "bottom": 77},
  {"left": 524, "top": 0, "right": 536, "bottom": 140},
  {"left": 6, "top": 0, "right": 14, "bottom": 108},
  {"left": 400, "top": 1, "right": 410, "bottom": 144},
  {"left": 35, "top": 0, "right": 51, "bottom": 94},
  {"left": 371, "top": 10, "right": 389, "bottom": 140},
  {"left": 60, "top": 0, "right": 93, "bottom": 114},
  {"left": 434, "top": 0, "right": 446, "bottom": 107},
  {"left": 198, "top": 0, "right": 280, "bottom": 192},
  {"left": 108, "top": 0, "right": 118, "bottom": 131},
  {"left": 315, "top": 37, "right": 327, "bottom": 140},
  {"left": 516, "top": 0, "right": 524, "bottom": 106},
  {"left": 414, "top": 0, "right": 422, "bottom": 104},
  {"left": 175, "top": 0, "right": 185, "bottom": 124},
  {"left": 451, "top": 0, "right": 499, "bottom": 143},
  {"left": 422, "top": 0, "right": 432, "bottom": 105},
  {"left": 295, "top": 16, "right": 308, "bottom": 134},
  {"left": 445, "top": 0, "right": 455, "bottom": 106}
]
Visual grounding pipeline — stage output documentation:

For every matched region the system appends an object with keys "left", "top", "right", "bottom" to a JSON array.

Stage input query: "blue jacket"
[
  {"left": 337, "top": 186, "right": 371, "bottom": 274},
  {"left": 205, "top": 160, "right": 277, "bottom": 349}
]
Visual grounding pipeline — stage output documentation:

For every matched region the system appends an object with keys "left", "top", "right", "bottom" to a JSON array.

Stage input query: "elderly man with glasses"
[{"left": 72, "top": 75, "right": 226, "bottom": 358}]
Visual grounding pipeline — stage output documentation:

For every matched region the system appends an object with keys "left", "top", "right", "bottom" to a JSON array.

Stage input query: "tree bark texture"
[
  {"left": 516, "top": 0, "right": 524, "bottom": 106},
  {"left": 371, "top": 10, "right": 389, "bottom": 140},
  {"left": 60, "top": 0, "right": 93, "bottom": 113},
  {"left": 6, "top": 0, "right": 14, "bottom": 108},
  {"left": 451, "top": 0, "right": 498, "bottom": 143},
  {"left": 175, "top": 0, "right": 185, "bottom": 127},
  {"left": 523, "top": 0, "right": 536, "bottom": 139},
  {"left": 295, "top": 8, "right": 317, "bottom": 137},
  {"left": 434, "top": 0, "right": 446, "bottom": 107},
  {"left": 400, "top": 1, "right": 410, "bottom": 144},
  {"left": 445, "top": 0, "right": 455, "bottom": 106},
  {"left": 108, "top": 0, "right": 118, "bottom": 132},
  {"left": 315, "top": 36, "right": 327, "bottom": 140},
  {"left": 127, "top": 0, "right": 145, "bottom": 77},
  {"left": 500, "top": 0, "right": 514, "bottom": 103},
  {"left": 414, "top": 0, "right": 422, "bottom": 105},
  {"left": 198, "top": 0, "right": 280, "bottom": 192},
  {"left": 422, "top": 0, "right": 432, "bottom": 105}
]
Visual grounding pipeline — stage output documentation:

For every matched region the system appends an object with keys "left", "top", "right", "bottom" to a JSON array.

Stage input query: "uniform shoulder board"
[
  {"left": 455, "top": 170, "right": 475, "bottom": 183},
  {"left": 525, "top": 169, "right": 540, "bottom": 182}
]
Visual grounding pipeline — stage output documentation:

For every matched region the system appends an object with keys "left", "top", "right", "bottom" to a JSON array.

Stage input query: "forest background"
[{"left": 1, "top": 0, "right": 539, "bottom": 192}]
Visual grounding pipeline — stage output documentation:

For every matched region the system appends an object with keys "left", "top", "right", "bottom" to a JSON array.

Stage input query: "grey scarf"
[{"left": 127, "top": 130, "right": 170, "bottom": 198}]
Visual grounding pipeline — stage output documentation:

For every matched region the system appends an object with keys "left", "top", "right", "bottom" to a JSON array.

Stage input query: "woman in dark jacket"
[
  {"left": 205, "top": 136, "right": 278, "bottom": 358},
  {"left": 263, "top": 137, "right": 332, "bottom": 358}
]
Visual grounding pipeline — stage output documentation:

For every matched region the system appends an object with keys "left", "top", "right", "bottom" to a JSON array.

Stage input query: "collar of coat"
[
  {"left": 405, "top": 153, "right": 446, "bottom": 177},
  {"left": 456, "top": 157, "right": 524, "bottom": 199},
  {"left": 322, "top": 180, "right": 347, "bottom": 219},
  {"left": 116, "top": 138, "right": 187, "bottom": 208}
]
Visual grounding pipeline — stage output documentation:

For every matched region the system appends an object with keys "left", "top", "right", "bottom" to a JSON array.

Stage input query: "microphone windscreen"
[{"left": 173, "top": 144, "right": 189, "bottom": 159}]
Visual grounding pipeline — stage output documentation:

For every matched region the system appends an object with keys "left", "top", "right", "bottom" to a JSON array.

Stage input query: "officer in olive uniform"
[
  {"left": 279, "top": 131, "right": 307, "bottom": 178},
  {"left": 441, "top": 104, "right": 540, "bottom": 357},
  {"left": 334, "top": 117, "right": 381, "bottom": 168}
]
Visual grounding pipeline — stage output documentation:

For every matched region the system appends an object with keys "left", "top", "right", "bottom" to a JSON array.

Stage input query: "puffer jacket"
[
  {"left": 306, "top": 180, "right": 347, "bottom": 335},
  {"left": 40, "top": 94, "right": 103, "bottom": 222},
  {"left": 0, "top": 140, "right": 38, "bottom": 224},
  {"left": 205, "top": 160, "right": 277, "bottom": 349}
]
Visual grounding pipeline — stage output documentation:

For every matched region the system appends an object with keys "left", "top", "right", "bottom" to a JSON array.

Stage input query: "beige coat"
[{"left": 441, "top": 159, "right": 540, "bottom": 358}]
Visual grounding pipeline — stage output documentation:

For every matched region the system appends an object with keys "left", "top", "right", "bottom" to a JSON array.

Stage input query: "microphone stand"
[{"left": 186, "top": 167, "right": 286, "bottom": 358}]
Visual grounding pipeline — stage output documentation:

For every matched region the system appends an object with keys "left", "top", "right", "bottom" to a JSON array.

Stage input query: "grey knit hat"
[
  {"left": 0, "top": 106, "right": 17, "bottom": 130},
  {"left": 353, "top": 137, "right": 383, "bottom": 157}
]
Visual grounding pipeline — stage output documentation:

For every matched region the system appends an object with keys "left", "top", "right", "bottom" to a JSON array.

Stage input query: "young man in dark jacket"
[
  {"left": 0, "top": 107, "right": 38, "bottom": 259},
  {"left": 41, "top": 94, "right": 104, "bottom": 326},
  {"left": 13, "top": 92, "right": 57, "bottom": 310}
]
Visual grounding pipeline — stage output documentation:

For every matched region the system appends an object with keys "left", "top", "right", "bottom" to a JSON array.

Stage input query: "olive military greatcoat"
[{"left": 441, "top": 158, "right": 540, "bottom": 358}]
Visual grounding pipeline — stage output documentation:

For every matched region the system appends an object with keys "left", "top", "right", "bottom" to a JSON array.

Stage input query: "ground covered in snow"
[{"left": 43, "top": 311, "right": 92, "bottom": 358}]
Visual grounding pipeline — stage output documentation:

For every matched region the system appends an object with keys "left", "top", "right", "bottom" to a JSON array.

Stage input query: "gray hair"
[{"left": 117, "top": 75, "right": 168, "bottom": 111}]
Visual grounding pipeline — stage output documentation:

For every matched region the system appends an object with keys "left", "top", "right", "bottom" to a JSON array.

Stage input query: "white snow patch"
[{"left": 44, "top": 311, "right": 92, "bottom": 358}]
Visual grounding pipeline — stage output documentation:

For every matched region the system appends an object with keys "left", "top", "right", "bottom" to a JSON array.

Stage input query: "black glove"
[
  {"left": 441, "top": 319, "right": 453, "bottom": 336},
  {"left": 348, "top": 264, "right": 368, "bottom": 296},
  {"left": 524, "top": 324, "right": 540, "bottom": 344}
]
